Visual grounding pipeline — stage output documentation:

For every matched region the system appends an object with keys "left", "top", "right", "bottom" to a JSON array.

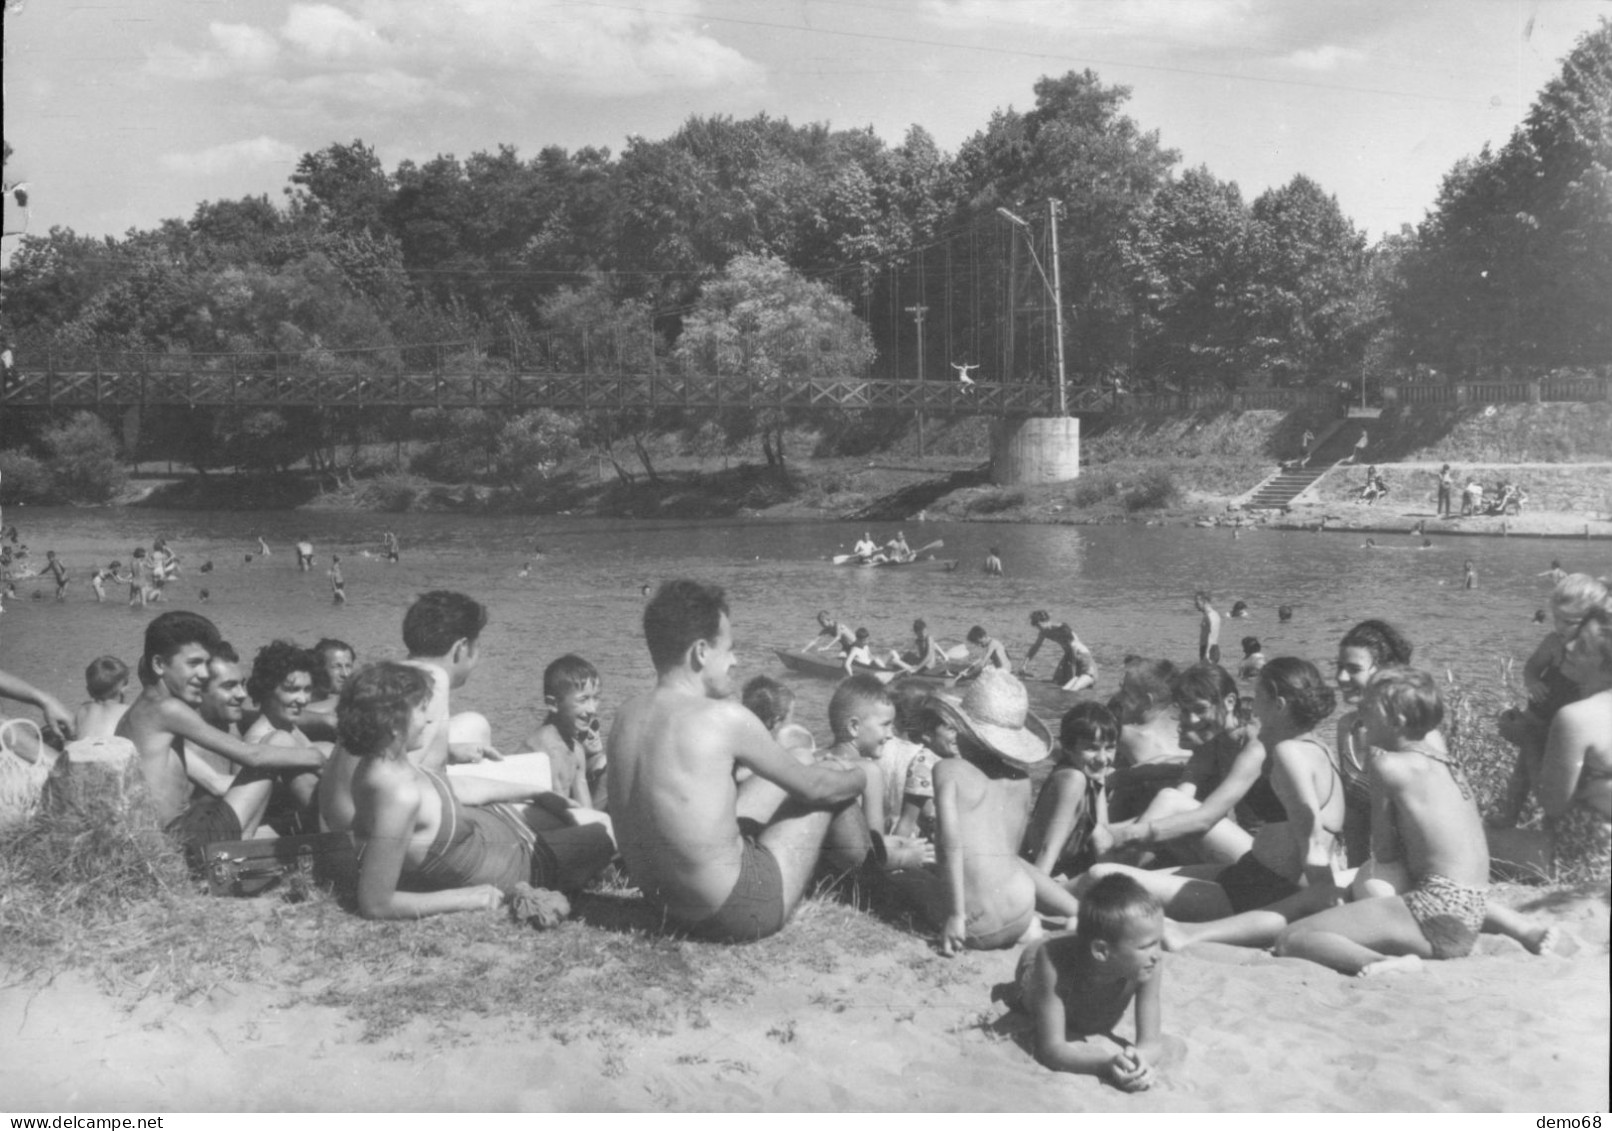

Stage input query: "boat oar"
[{"left": 910, "top": 539, "right": 944, "bottom": 557}]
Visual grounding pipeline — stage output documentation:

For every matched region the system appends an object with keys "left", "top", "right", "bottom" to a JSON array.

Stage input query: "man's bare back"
[{"left": 610, "top": 689, "right": 761, "bottom": 921}]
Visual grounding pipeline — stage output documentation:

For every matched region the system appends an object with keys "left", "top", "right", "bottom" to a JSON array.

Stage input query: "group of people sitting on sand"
[{"left": 2, "top": 569, "right": 1608, "bottom": 1092}]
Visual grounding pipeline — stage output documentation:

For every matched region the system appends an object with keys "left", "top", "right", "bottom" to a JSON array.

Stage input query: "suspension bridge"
[{"left": 0, "top": 354, "right": 1111, "bottom": 416}]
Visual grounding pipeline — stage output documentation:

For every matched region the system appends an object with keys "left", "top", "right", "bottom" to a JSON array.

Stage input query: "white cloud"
[
  {"left": 1283, "top": 44, "right": 1364, "bottom": 71},
  {"left": 211, "top": 23, "right": 280, "bottom": 69},
  {"left": 920, "top": 0, "right": 1253, "bottom": 41},
  {"left": 145, "top": 0, "right": 762, "bottom": 104},
  {"left": 283, "top": 3, "right": 390, "bottom": 64},
  {"left": 160, "top": 137, "right": 302, "bottom": 176}
]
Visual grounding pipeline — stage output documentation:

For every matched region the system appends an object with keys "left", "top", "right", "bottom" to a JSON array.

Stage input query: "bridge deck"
[{"left": 1, "top": 367, "right": 1094, "bottom": 416}]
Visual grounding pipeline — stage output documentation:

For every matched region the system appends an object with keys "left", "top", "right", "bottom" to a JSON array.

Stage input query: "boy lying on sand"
[{"left": 1015, "top": 873, "right": 1165, "bottom": 1091}]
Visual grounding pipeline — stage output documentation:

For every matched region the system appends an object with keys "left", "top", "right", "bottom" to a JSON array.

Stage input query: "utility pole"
[
  {"left": 1048, "top": 199, "right": 1068, "bottom": 417},
  {"left": 906, "top": 303, "right": 928, "bottom": 456}
]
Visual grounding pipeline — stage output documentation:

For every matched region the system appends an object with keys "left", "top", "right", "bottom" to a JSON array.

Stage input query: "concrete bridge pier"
[{"left": 990, "top": 416, "right": 1080, "bottom": 485}]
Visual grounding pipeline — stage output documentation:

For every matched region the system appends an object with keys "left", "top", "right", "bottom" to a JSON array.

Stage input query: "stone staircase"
[
  {"left": 1242, "top": 465, "right": 1332, "bottom": 510},
  {"left": 1238, "top": 419, "right": 1374, "bottom": 511}
]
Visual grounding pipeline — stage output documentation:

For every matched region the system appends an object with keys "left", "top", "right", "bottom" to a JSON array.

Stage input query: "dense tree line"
[{"left": 2, "top": 20, "right": 1606, "bottom": 493}]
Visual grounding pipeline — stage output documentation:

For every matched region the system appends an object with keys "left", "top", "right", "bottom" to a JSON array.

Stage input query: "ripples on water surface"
[{"left": 1, "top": 508, "right": 1603, "bottom": 743}]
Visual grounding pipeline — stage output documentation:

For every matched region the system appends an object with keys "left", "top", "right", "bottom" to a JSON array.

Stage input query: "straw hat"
[{"left": 932, "top": 668, "right": 1050, "bottom": 766}]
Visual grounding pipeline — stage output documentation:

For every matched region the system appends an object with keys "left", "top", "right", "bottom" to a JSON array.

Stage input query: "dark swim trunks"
[
  {"left": 1218, "top": 851, "right": 1300, "bottom": 914},
  {"left": 682, "top": 836, "right": 788, "bottom": 943},
  {"left": 165, "top": 794, "right": 243, "bottom": 868}
]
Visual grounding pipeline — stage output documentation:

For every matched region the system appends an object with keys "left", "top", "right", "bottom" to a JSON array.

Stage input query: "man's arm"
[
  {"left": 1022, "top": 630, "right": 1046, "bottom": 666},
  {"left": 1114, "top": 738, "right": 1265, "bottom": 850},
  {"left": 934, "top": 761, "right": 969, "bottom": 956},
  {"left": 159, "top": 699, "right": 325, "bottom": 771},
  {"left": 0, "top": 669, "right": 74, "bottom": 739},
  {"left": 729, "top": 705, "right": 865, "bottom": 806}
]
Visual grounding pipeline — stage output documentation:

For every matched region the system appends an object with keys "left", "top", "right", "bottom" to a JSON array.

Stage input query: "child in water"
[{"left": 1015, "top": 873, "right": 1164, "bottom": 1090}]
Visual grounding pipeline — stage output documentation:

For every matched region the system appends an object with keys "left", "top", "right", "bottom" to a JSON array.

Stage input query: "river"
[{"left": 1, "top": 507, "right": 1598, "bottom": 743}]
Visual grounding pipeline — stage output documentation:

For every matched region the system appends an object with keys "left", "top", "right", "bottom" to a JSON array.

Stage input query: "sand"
[{"left": 4, "top": 885, "right": 1606, "bottom": 1113}]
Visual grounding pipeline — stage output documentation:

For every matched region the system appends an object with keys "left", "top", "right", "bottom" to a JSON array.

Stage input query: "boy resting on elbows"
[
  {"left": 1276, "top": 667, "right": 1492, "bottom": 975},
  {"left": 530, "top": 653, "right": 609, "bottom": 811},
  {"left": 1016, "top": 873, "right": 1164, "bottom": 1091},
  {"left": 892, "top": 670, "right": 1081, "bottom": 953}
]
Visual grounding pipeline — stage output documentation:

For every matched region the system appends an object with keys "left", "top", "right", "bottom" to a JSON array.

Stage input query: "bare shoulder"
[
  {"left": 934, "top": 757, "right": 985, "bottom": 795},
  {"left": 530, "top": 721, "right": 568, "bottom": 755}
]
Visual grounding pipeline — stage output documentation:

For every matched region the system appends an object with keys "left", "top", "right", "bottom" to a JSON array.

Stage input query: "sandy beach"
[{"left": 4, "top": 879, "right": 1605, "bottom": 1113}]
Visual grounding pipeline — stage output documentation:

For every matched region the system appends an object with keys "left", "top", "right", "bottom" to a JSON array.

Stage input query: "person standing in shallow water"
[{"left": 984, "top": 548, "right": 1004, "bottom": 576}]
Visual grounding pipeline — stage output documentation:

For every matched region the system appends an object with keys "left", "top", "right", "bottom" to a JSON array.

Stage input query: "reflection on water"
[{"left": 0, "top": 507, "right": 1593, "bottom": 744}]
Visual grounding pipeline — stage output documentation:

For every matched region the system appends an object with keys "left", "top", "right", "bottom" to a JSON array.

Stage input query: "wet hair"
[
  {"left": 888, "top": 679, "right": 935, "bottom": 738},
  {"left": 1241, "top": 636, "right": 1262, "bottom": 657},
  {"left": 1058, "top": 701, "right": 1118, "bottom": 755},
  {"left": 854, "top": 627, "right": 871, "bottom": 642},
  {"left": 1256, "top": 657, "right": 1337, "bottom": 730},
  {"left": 741, "top": 675, "right": 795, "bottom": 732},
  {"left": 912, "top": 618, "right": 927, "bottom": 633},
  {"left": 544, "top": 653, "right": 600, "bottom": 701},
  {"left": 1105, "top": 658, "right": 1177, "bottom": 725},
  {"left": 1339, "top": 619, "right": 1414, "bottom": 668},
  {"left": 1029, "top": 610, "right": 1051, "bottom": 627},
  {"left": 643, "top": 579, "right": 728, "bottom": 673},
  {"left": 138, "top": 611, "right": 221, "bottom": 686},
  {"left": 246, "top": 640, "right": 321, "bottom": 704},
  {"left": 1362, "top": 667, "right": 1443, "bottom": 741},
  {"left": 828, "top": 674, "right": 893, "bottom": 741},
  {"left": 1277, "top": 604, "right": 1293, "bottom": 623},
  {"left": 402, "top": 590, "right": 488, "bottom": 657},
  {"left": 210, "top": 640, "right": 240, "bottom": 666},
  {"left": 84, "top": 655, "right": 130, "bottom": 700},
  {"left": 1552, "top": 573, "right": 1609, "bottom": 623},
  {"left": 338, "top": 662, "right": 433, "bottom": 759},
  {"left": 1194, "top": 589, "right": 1211, "bottom": 605},
  {"left": 1075, "top": 873, "right": 1161, "bottom": 948},
  {"left": 1230, "top": 601, "right": 1248, "bottom": 617},
  {"left": 1171, "top": 662, "right": 1238, "bottom": 715},
  {"left": 966, "top": 625, "right": 987, "bottom": 645}
]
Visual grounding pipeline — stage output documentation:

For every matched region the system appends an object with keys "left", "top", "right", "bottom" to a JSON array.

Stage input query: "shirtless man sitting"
[
  {"left": 609, "top": 580, "right": 889, "bottom": 941},
  {"left": 116, "top": 612, "right": 326, "bottom": 863}
]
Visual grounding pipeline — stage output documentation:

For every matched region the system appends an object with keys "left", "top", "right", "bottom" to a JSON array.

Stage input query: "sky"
[{"left": 2, "top": 0, "right": 1608, "bottom": 247}]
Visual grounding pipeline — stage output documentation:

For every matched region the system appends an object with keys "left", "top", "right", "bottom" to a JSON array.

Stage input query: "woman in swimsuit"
[
  {"left": 350, "top": 662, "right": 613, "bottom": 920},
  {"left": 1334, "top": 619, "right": 1416, "bottom": 868},
  {"left": 1088, "top": 663, "right": 1271, "bottom": 870},
  {"left": 243, "top": 640, "right": 326, "bottom": 829},
  {"left": 1082, "top": 658, "right": 1343, "bottom": 925},
  {"left": 1490, "top": 600, "right": 1612, "bottom": 880},
  {"left": 1494, "top": 573, "right": 1608, "bottom": 828}
]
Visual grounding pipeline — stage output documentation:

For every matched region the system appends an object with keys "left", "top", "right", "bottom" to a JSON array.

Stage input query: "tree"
[
  {"left": 1120, "top": 167, "right": 1253, "bottom": 389},
  {"left": 1393, "top": 20, "right": 1612, "bottom": 373},
  {"left": 674, "top": 254, "right": 875, "bottom": 466},
  {"left": 287, "top": 140, "right": 394, "bottom": 240},
  {"left": 953, "top": 71, "right": 1179, "bottom": 383},
  {"left": 42, "top": 412, "right": 126, "bottom": 502}
]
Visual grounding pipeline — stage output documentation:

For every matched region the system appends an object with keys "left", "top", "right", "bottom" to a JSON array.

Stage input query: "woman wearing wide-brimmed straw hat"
[{"left": 888, "top": 669, "right": 1081, "bottom": 954}]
